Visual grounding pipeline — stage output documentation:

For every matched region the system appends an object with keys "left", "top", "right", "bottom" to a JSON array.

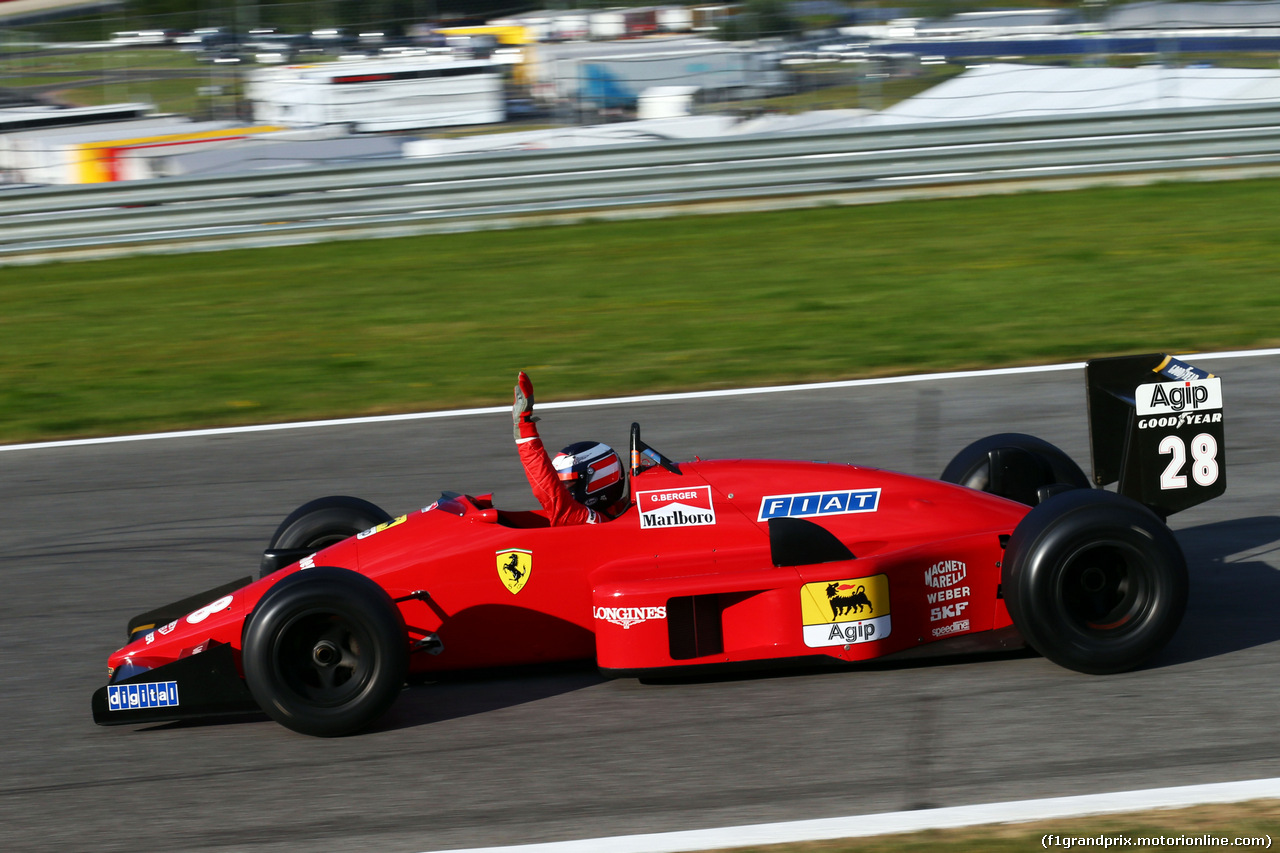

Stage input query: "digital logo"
[
  {"left": 593, "top": 605, "right": 667, "bottom": 629},
  {"left": 758, "top": 489, "right": 880, "bottom": 522},
  {"left": 800, "top": 574, "right": 891, "bottom": 648},
  {"left": 496, "top": 549, "right": 532, "bottom": 594},
  {"left": 637, "top": 486, "right": 716, "bottom": 529},
  {"left": 107, "top": 681, "right": 179, "bottom": 711}
]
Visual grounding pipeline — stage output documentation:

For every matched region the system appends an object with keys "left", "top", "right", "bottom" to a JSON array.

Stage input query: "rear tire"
[
  {"left": 261, "top": 495, "right": 392, "bottom": 578},
  {"left": 941, "top": 433, "right": 1090, "bottom": 505},
  {"left": 1002, "top": 489, "right": 1187, "bottom": 674},
  {"left": 242, "top": 567, "right": 408, "bottom": 737}
]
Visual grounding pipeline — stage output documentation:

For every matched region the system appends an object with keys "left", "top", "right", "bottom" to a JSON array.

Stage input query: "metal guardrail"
[{"left": 3, "top": 102, "right": 1280, "bottom": 260}]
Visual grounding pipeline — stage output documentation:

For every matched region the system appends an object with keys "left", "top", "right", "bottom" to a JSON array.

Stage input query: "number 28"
[{"left": 1158, "top": 433, "right": 1219, "bottom": 489}]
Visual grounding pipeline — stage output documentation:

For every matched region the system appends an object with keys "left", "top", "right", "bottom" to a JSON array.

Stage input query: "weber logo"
[
  {"left": 1136, "top": 378, "right": 1222, "bottom": 416},
  {"left": 637, "top": 486, "right": 716, "bottom": 529}
]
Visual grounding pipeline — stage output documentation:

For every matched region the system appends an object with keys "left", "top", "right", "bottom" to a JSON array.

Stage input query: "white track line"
[
  {"left": 4, "top": 348, "right": 1278, "bottom": 454},
  {"left": 421, "top": 777, "right": 1280, "bottom": 853}
]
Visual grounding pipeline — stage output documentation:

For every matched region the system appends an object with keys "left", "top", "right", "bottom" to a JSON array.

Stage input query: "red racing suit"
[{"left": 516, "top": 427, "right": 600, "bottom": 526}]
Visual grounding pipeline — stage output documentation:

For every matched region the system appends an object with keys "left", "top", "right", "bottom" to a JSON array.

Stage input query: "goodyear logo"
[
  {"left": 1155, "top": 355, "right": 1213, "bottom": 382},
  {"left": 758, "top": 489, "right": 880, "bottom": 522},
  {"left": 107, "top": 681, "right": 179, "bottom": 711},
  {"left": 800, "top": 574, "right": 891, "bottom": 648}
]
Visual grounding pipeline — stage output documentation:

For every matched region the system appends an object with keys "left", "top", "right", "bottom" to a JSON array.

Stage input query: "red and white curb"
[{"left": 421, "top": 777, "right": 1280, "bottom": 853}]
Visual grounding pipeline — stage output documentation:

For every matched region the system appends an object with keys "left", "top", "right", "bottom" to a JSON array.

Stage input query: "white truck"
[{"left": 247, "top": 57, "right": 505, "bottom": 132}]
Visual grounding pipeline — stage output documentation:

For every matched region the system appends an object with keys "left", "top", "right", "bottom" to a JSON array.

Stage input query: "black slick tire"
[
  {"left": 941, "top": 433, "right": 1090, "bottom": 505},
  {"left": 261, "top": 495, "right": 392, "bottom": 578},
  {"left": 242, "top": 567, "right": 408, "bottom": 736},
  {"left": 1001, "top": 489, "right": 1187, "bottom": 674}
]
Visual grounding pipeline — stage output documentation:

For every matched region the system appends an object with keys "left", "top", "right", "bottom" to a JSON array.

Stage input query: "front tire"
[
  {"left": 1002, "top": 489, "right": 1187, "bottom": 674},
  {"left": 260, "top": 495, "right": 392, "bottom": 578},
  {"left": 242, "top": 567, "right": 408, "bottom": 737}
]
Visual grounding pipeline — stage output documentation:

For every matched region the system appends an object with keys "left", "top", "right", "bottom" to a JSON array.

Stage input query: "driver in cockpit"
[{"left": 512, "top": 372, "right": 628, "bottom": 526}]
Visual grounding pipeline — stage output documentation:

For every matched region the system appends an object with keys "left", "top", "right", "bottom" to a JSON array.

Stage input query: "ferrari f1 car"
[{"left": 93, "top": 354, "right": 1226, "bottom": 736}]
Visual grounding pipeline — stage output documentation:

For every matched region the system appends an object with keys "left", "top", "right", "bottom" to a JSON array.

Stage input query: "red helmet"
[{"left": 553, "top": 441, "right": 625, "bottom": 511}]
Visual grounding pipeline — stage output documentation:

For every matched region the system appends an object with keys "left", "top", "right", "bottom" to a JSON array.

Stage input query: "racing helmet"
[{"left": 553, "top": 441, "right": 625, "bottom": 511}]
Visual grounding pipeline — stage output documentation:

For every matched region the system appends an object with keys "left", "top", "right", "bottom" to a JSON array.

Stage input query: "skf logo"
[
  {"left": 496, "top": 549, "right": 532, "bottom": 594},
  {"left": 758, "top": 489, "right": 880, "bottom": 521},
  {"left": 637, "top": 486, "right": 716, "bottom": 529},
  {"left": 1136, "top": 378, "right": 1222, "bottom": 416},
  {"left": 799, "top": 574, "right": 891, "bottom": 648}
]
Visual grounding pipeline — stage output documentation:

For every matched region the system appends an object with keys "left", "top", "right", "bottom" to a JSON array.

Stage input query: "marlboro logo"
[{"left": 637, "top": 486, "right": 716, "bottom": 529}]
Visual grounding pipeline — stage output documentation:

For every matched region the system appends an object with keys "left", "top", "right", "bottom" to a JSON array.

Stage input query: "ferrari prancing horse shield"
[{"left": 496, "top": 549, "right": 532, "bottom": 594}]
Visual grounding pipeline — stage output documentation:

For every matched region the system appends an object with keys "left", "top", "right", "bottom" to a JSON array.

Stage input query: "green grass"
[
  {"left": 1, "top": 47, "right": 265, "bottom": 114},
  {"left": 56, "top": 75, "right": 240, "bottom": 115},
  {"left": 1, "top": 48, "right": 207, "bottom": 75},
  {"left": 2, "top": 178, "right": 1279, "bottom": 445},
  {"left": 0, "top": 75, "right": 98, "bottom": 88}
]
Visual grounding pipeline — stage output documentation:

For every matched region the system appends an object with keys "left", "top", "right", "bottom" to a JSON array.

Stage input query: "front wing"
[{"left": 91, "top": 642, "right": 260, "bottom": 727}]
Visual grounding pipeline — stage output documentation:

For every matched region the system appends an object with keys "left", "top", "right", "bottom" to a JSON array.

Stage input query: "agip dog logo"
[
  {"left": 496, "top": 549, "right": 532, "bottom": 594},
  {"left": 800, "top": 574, "right": 891, "bottom": 648}
]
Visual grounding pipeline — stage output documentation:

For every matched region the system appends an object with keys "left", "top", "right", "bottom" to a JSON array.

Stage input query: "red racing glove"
[{"left": 513, "top": 371, "right": 540, "bottom": 441}]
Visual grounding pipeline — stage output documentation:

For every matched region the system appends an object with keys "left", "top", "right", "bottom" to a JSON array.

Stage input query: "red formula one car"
[{"left": 92, "top": 354, "right": 1226, "bottom": 736}]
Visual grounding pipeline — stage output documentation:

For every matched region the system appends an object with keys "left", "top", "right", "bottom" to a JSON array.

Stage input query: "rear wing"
[{"left": 1086, "top": 353, "right": 1225, "bottom": 518}]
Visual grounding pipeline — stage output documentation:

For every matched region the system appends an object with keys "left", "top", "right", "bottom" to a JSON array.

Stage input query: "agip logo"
[
  {"left": 496, "top": 549, "right": 532, "bottom": 594},
  {"left": 1136, "top": 378, "right": 1222, "bottom": 416},
  {"left": 799, "top": 574, "right": 891, "bottom": 648}
]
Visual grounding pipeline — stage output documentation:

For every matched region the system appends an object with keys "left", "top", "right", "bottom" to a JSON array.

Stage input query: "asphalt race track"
[{"left": 2, "top": 352, "right": 1277, "bottom": 853}]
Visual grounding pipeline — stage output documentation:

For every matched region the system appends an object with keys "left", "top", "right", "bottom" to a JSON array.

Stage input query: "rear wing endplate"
[{"left": 1086, "top": 353, "right": 1225, "bottom": 517}]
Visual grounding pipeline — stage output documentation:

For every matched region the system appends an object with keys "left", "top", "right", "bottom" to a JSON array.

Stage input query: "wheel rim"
[
  {"left": 270, "top": 608, "right": 377, "bottom": 707},
  {"left": 1055, "top": 539, "right": 1153, "bottom": 636},
  {"left": 961, "top": 463, "right": 991, "bottom": 492}
]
